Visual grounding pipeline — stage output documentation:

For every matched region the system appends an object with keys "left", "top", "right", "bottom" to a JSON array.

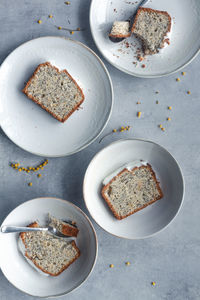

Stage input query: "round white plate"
[
  {"left": 0, "top": 37, "right": 113, "bottom": 157},
  {"left": 0, "top": 197, "right": 97, "bottom": 298},
  {"left": 83, "top": 139, "right": 184, "bottom": 239},
  {"left": 90, "top": 0, "right": 200, "bottom": 77}
]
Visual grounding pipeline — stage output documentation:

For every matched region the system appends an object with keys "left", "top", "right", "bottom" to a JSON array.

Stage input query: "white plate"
[
  {"left": 0, "top": 37, "right": 113, "bottom": 157},
  {"left": 0, "top": 197, "right": 97, "bottom": 298},
  {"left": 90, "top": 0, "right": 200, "bottom": 77},
  {"left": 83, "top": 139, "right": 184, "bottom": 239}
]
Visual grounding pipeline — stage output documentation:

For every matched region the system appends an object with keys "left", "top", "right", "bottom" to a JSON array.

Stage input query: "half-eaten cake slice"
[{"left": 131, "top": 7, "right": 171, "bottom": 55}]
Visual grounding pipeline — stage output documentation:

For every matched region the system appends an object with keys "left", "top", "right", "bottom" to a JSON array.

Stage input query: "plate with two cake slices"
[
  {"left": 0, "top": 197, "right": 97, "bottom": 297},
  {"left": 90, "top": 0, "right": 200, "bottom": 77},
  {"left": 83, "top": 139, "right": 184, "bottom": 239},
  {"left": 0, "top": 36, "right": 113, "bottom": 157}
]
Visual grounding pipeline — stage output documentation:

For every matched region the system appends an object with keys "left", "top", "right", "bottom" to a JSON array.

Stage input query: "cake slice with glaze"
[{"left": 101, "top": 162, "right": 163, "bottom": 220}]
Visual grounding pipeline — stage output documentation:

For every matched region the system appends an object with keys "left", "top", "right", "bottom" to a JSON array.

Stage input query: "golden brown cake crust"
[
  {"left": 131, "top": 7, "right": 171, "bottom": 34},
  {"left": 101, "top": 164, "right": 163, "bottom": 220},
  {"left": 23, "top": 62, "right": 85, "bottom": 123},
  {"left": 61, "top": 223, "right": 79, "bottom": 237},
  {"left": 109, "top": 32, "right": 131, "bottom": 38},
  {"left": 20, "top": 222, "right": 81, "bottom": 276}
]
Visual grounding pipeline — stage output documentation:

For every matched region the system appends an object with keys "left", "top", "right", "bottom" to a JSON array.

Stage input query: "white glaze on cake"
[{"left": 103, "top": 160, "right": 147, "bottom": 185}]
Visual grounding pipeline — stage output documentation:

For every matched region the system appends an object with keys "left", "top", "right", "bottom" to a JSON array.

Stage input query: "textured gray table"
[{"left": 0, "top": 1, "right": 199, "bottom": 299}]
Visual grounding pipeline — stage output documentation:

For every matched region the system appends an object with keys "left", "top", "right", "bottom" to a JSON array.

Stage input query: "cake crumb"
[{"left": 164, "top": 38, "right": 170, "bottom": 45}]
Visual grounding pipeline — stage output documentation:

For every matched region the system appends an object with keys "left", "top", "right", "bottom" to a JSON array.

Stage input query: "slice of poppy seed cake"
[
  {"left": 109, "top": 21, "right": 131, "bottom": 38},
  {"left": 20, "top": 222, "right": 80, "bottom": 276},
  {"left": 23, "top": 62, "right": 84, "bottom": 122},
  {"left": 48, "top": 214, "right": 79, "bottom": 237},
  {"left": 131, "top": 7, "right": 171, "bottom": 55},
  {"left": 101, "top": 164, "right": 163, "bottom": 220}
]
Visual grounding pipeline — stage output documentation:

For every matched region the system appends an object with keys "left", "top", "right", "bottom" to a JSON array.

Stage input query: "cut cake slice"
[
  {"left": 20, "top": 222, "right": 80, "bottom": 276},
  {"left": 23, "top": 62, "right": 84, "bottom": 122},
  {"left": 109, "top": 21, "right": 131, "bottom": 38},
  {"left": 131, "top": 7, "right": 171, "bottom": 55},
  {"left": 48, "top": 214, "right": 79, "bottom": 237},
  {"left": 101, "top": 164, "right": 163, "bottom": 220}
]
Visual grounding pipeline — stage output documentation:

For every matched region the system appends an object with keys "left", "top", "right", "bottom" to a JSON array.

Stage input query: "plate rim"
[
  {"left": 0, "top": 196, "right": 98, "bottom": 298},
  {"left": 0, "top": 36, "right": 114, "bottom": 157},
  {"left": 89, "top": 0, "right": 200, "bottom": 78},
  {"left": 83, "top": 138, "right": 185, "bottom": 239}
]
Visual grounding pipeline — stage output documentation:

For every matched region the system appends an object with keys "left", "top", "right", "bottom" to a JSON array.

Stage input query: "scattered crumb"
[
  {"left": 161, "top": 127, "right": 165, "bottom": 131},
  {"left": 176, "top": 78, "right": 180, "bottom": 82},
  {"left": 182, "top": 71, "right": 186, "bottom": 76},
  {"left": 155, "top": 91, "right": 159, "bottom": 94},
  {"left": 159, "top": 124, "right": 162, "bottom": 128},
  {"left": 141, "top": 64, "right": 146, "bottom": 68},
  {"left": 28, "top": 182, "right": 32, "bottom": 187},
  {"left": 187, "top": 91, "right": 191, "bottom": 95},
  {"left": 168, "top": 106, "right": 172, "bottom": 110},
  {"left": 167, "top": 117, "right": 171, "bottom": 121},
  {"left": 151, "top": 282, "right": 156, "bottom": 286},
  {"left": 136, "top": 101, "right": 141, "bottom": 104},
  {"left": 38, "top": 20, "right": 42, "bottom": 24},
  {"left": 164, "top": 38, "right": 170, "bottom": 45},
  {"left": 49, "top": 15, "right": 53, "bottom": 18},
  {"left": 156, "top": 100, "right": 159, "bottom": 104},
  {"left": 110, "top": 264, "right": 114, "bottom": 268},
  {"left": 65, "top": 1, "right": 70, "bottom": 4},
  {"left": 58, "top": 26, "right": 62, "bottom": 30},
  {"left": 137, "top": 111, "right": 141, "bottom": 118},
  {"left": 125, "top": 262, "right": 131, "bottom": 266},
  {"left": 138, "top": 55, "right": 145, "bottom": 61},
  {"left": 125, "top": 42, "right": 130, "bottom": 48},
  {"left": 113, "top": 53, "right": 119, "bottom": 58}
]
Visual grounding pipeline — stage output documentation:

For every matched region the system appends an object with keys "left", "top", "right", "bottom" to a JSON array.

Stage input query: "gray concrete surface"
[{"left": 0, "top": 1, "right": 199, "bottom": 299}]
